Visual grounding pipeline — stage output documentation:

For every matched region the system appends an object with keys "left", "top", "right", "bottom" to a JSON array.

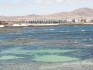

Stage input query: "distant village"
[
  {"left": 0, "top": 17, "right": 93, "bottom": 27},
  {"left": 0, "top": 8, "right": 93, "bottom": 27}
]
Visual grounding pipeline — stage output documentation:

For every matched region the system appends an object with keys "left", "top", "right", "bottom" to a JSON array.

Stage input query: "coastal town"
[
  {"left": 0, "top": 8, "right": 93, "bottom": 27},
  {"left": 0, "top": 17, "right": 93, "bottom": 27}
]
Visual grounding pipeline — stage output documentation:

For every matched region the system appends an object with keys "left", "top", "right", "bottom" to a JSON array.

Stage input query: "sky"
[{"left": 0, "top": 0, "right": 93, "bottom": 16}]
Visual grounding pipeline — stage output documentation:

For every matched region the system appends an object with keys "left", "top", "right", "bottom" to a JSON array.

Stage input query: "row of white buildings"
[{"left": 0, "top": 17, "right": 93, "bottom": 27}]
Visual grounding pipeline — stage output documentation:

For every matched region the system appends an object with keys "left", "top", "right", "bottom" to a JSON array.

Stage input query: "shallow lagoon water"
[
  {"left": 0, "top": 55, "right": 23, "bottom": 60},
  {"left": 1, "top": 46, "right": 79, "bottom": 62},
  {"left": 32, "top": 55, "right": 79, "bottom": 62},
  {"left": 0, "top": 25, "right": 93, "bottom": 70}
]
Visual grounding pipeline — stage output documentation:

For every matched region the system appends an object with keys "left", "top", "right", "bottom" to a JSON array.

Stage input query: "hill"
[{"left": 72, "top": 8, "right": 93, "bottom": 17}]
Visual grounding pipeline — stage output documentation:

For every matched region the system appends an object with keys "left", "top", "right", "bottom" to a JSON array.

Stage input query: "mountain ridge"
[
  {"left": 51, "top": 8, "right": 93, "bottom": 18},
  {"left": 72, "top": 8, "right": 93, "bottom": 17},
  {"left": 0, "top": 8, "right": 93, "bottom": 21}
]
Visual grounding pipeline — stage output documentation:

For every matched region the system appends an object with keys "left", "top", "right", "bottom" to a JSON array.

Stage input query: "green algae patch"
[
  {"left": 29, "top": 49, "right": 76, "bottom": 54},
  {"left": 2, "top": 47, "right": 76, "bottom": 55},
  {"left": 1, "top": 47, "right": 79, "bottom": 62},
  {"left": 32, "top": 55, "right": 79, "bottom": 62},
  {"left": 0, "top": 55, "right": 23, "bottom": 60},
  {"left": 1, "top": 47, "right": 27, "bottom": 54}
]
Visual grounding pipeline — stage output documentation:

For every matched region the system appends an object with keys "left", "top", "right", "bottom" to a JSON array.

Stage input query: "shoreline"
[{"left": 0, "top": 23, "right": 93, "bottom": 27}]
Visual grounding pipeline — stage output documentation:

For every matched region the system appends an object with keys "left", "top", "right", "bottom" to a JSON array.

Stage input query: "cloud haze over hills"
[
  {"left": 0, "top": 0, "right": 93, "bottom": 16},
  {"left": 35, "top": 0, "right": 90, "bottom": 5}
]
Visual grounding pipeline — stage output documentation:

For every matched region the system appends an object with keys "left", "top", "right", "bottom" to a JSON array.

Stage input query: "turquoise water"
[{"left": 0, "top": 25, "right": 93, "bottom": 64}]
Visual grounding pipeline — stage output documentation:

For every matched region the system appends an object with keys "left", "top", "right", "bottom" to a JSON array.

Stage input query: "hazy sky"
[{"left": 0, "top": 0, "right": 93, "bottom": 16}]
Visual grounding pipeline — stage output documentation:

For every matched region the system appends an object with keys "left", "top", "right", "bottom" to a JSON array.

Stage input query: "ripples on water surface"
[{"left": 0, "top": 25, "right": 93, "bottom": 70}]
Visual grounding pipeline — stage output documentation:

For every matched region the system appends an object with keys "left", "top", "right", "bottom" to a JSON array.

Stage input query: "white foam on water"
[
  {"left": 81, "top": 30, "right": 86, "bottom": 32},
  {"left": 59, "top": 30, "right": 69, "bottom": 33},
  {"left": 84, "top": 44, "right": 93, "bottom": 47},
  {"left": 45, "top": 29, "right": 55, "bottom": 31}
]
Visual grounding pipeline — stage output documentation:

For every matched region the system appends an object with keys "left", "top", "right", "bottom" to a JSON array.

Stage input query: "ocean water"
[{"left": 0, "top": 25, "right": 93, "bottom": 70}]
